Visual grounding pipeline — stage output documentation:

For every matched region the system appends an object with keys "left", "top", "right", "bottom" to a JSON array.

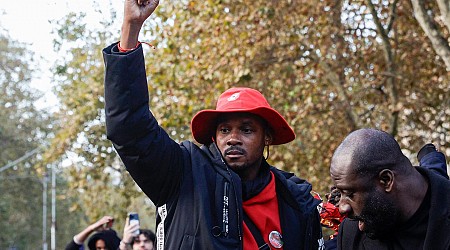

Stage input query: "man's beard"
[
  {"left": 354, "top": 191, "right": 400, "bottom": 239},
  {"left": 224, "top": 146, "right": 248, "bottom": 170}
]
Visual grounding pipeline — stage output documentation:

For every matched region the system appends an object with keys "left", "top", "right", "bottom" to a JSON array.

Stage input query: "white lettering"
[{"left": 156, "top": 205, "right": 167, "bottom": 250}]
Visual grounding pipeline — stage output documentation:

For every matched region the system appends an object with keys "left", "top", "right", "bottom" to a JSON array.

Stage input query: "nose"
[
  {"left": 337, "top": 199, "right": 352, "bottom": 215},
  {"left": 227, "top": 130, "right": 241, "bottom": 145}
]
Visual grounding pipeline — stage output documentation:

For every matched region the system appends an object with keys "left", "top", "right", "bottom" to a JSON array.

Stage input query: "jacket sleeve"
[
  {"left": 418, "top": 144, "right": 448, "bottom": 179},
  {"left": 309, "top": 209, "right": 325, "bottom": 250},
  {"left": 64, "top": 239, "right": 82, "bottom": 250},
  {"left": 102, "top": 43, "right": 185, "bottom": 206}
]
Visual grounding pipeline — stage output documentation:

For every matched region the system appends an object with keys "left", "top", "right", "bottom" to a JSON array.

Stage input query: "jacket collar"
[{"left": 416, "top": 167, "right": 450, "bottom": 249}]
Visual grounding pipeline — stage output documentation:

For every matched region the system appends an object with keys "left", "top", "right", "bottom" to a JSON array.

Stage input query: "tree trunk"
[
  {"left": 366, "top": 0, "right": 400, "bottom": 136},
  {"left": 411, "top": 0, "right": 450, "bottom": 71}
]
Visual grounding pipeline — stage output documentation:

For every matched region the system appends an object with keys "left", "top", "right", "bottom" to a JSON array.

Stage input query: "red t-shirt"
[{"left": 243, "top": 172, "right": 283, "bottom": 249}]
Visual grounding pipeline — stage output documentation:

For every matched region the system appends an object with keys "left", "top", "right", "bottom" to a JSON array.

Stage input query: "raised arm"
[
  {"left": 103, "top": 0, "right": 184, "bottom": 206},
  {"left": 65, "top": 216, "right": 114, "bottom": 250},
  {"left": 119, "top": 217, "right": 140, "bottom": 250}
]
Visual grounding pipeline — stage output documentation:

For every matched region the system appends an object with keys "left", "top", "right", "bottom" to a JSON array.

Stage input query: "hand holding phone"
[{"left": 128, "top": 212, "right": 140, "bottom": 236}]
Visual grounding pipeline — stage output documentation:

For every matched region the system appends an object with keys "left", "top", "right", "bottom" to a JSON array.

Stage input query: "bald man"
[{"left": 330, "top": 128, "right": 450, "bottom": 250}]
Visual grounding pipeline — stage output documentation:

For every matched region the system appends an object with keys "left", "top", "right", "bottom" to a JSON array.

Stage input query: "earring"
[{"left": 264, "top": 145, "right": 270, "bottom": 160}]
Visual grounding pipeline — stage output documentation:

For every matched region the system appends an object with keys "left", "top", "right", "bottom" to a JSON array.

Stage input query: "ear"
[
  {"left": 378, "top": 169, "right": 394, "bottom": 192},
  {"left": 264, "top": 133, "right": 273, "bottom": 146}
]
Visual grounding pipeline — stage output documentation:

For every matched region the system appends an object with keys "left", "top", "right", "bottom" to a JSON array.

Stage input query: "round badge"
[{"left": 268, "top": 231, "right": 283, "bottom": 249}]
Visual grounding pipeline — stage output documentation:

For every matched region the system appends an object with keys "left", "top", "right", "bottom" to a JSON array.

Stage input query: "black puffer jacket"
[{"left": 103, "top": 43, "right": 323, "bottom": 250}]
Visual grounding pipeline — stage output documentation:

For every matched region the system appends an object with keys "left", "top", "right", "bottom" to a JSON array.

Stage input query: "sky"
[{"left": 0, "top": 0, "right": 122, "bottom": 110}]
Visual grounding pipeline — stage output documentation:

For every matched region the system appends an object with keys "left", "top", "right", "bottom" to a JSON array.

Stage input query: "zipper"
[
  {"left": 215, "top": 142, "right": 243, "bottom": 241},
  {"left": 224, "top": 163, "right": 242, "bottom": 241},
  {"left": 222, "top": 181, "right": 230, "bottom": 236}
]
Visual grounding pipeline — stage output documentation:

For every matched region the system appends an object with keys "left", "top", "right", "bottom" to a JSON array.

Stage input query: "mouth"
[
  {"left": 224, "top": 147, "right": 245, "bottom": 158},
  {"left": 225, "top": 149, "right": 244, "bottom": 158}
]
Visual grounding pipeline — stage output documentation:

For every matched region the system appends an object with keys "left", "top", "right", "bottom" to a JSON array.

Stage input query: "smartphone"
[{"left": 128, "top": 212, "right": 140, "bottom": 236}]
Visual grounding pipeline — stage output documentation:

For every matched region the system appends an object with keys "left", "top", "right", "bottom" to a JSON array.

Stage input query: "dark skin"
[
  {"left": 95, "top": 239, "right": 108, "bottom": 250},
  {"left": 330, "top": 157, "right": 400, "bottom": 237},
  {"left": 330, "top": 129, "right": 429, "bottom": 238},
  {"left": 121, "top": 0, "right": 159, "bottom": 49},
  {"left": 215, "top": 113, "right": 272, "bottom": 181},
  {"left": 330, "top": 162, "right": 370, "bottom": 219}
]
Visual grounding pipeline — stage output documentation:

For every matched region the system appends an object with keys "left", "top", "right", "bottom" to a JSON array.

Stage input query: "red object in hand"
[{"left": 319, "top": 202, "right": 346, "bottom": 232}]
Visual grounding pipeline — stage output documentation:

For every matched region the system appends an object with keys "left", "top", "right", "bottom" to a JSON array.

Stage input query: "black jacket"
[
  {"left": 103, "top": 43, "right": 323, "bottom": 250},
  {"left": 337, "top": 167, "right": 450, "bottom": 250}
]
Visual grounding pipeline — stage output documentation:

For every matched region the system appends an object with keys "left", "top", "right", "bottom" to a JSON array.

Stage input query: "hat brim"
[{"left": 191, "top": 107, "right": 295, "bottom": 145}]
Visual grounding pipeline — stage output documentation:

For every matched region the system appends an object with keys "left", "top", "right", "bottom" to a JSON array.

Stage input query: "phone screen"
[{"left": 128, "top": 212, "right": 140, "bottom": 236}]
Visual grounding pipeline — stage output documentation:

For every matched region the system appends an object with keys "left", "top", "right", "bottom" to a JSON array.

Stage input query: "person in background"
[
  {"left": 119, "top": 216, "right": 156, "bottom": 250},
  {"left": 330, "top": 128, "right": 450, "bottom": 250},
  {"left": 102, "top": 0, "right": 324, "bottom": 249},
  {"left": 318, "top": 141, "right": 448, "bottom": 250},
  {"left": 65, "top": 215, "right": 121, "bottom": 250}
]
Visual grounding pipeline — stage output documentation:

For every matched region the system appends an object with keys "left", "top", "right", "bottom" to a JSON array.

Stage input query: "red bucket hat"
[{"left": 191, "top": 87, "right": 295, "bottom": 145}]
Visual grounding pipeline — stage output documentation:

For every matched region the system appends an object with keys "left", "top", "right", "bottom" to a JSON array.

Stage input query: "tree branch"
[
  {"left": 436, "top": 0, "right": 450, "bottom": 30},
  {"left": 387, "top": 0, "right": 400, "bottom": 33},
  {"left": 411, "top": 0, "right": 450, "bottom": 71},
  {"left": 321, "top": 0, "right": 360, "bottom": 130},
  {"left": 366, "top": 0, "right": 399, "bottom": 136},
  {"left": 320, "top": 60, "right": 360, "bottom": 130}
]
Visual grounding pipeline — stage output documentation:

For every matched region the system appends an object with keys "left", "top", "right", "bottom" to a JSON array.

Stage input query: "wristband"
[
  {"left": 118, "top": 41, "right": 156, "bottom": 52},
  {"left": 118, "top": 41, "right": 141, "bottom": 52},
  {"left": 120, "top": 240, "right": 132, "bottom": 250}
]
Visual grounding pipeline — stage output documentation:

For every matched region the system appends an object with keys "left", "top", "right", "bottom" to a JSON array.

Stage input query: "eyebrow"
[
  {"left": 333, "top": 183, "right": 352, "bottom": 192},
  {"left": 240, "top": 121, "right": 257, "bottom": 126},
  {"left": 217, "top": 120, "right": 258, "bottom": 126}
]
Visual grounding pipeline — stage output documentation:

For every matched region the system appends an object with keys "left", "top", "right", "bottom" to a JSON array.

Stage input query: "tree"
[
  {"left": 0, "top": 30, "right": 49, "bottom": 249},
  {"left": 140, "top": 0, "right": 449, "bottom": 191},
  {"left": 47, "top": 10, "right": 157, "bottom": 235},
  {"left": 411, "top": 0, "right": 450, "bottom": 70}
]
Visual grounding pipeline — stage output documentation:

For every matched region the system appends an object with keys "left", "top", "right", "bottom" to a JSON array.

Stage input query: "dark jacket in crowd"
[
  {"left": 337, "top": 167, "right": 450, "bottom": 250},
  {"left": 418, "top": 147, "right": 448, "bottom": 179},
  {"left": 103, "top": 43, "right": 323, "bottom": 250}
]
